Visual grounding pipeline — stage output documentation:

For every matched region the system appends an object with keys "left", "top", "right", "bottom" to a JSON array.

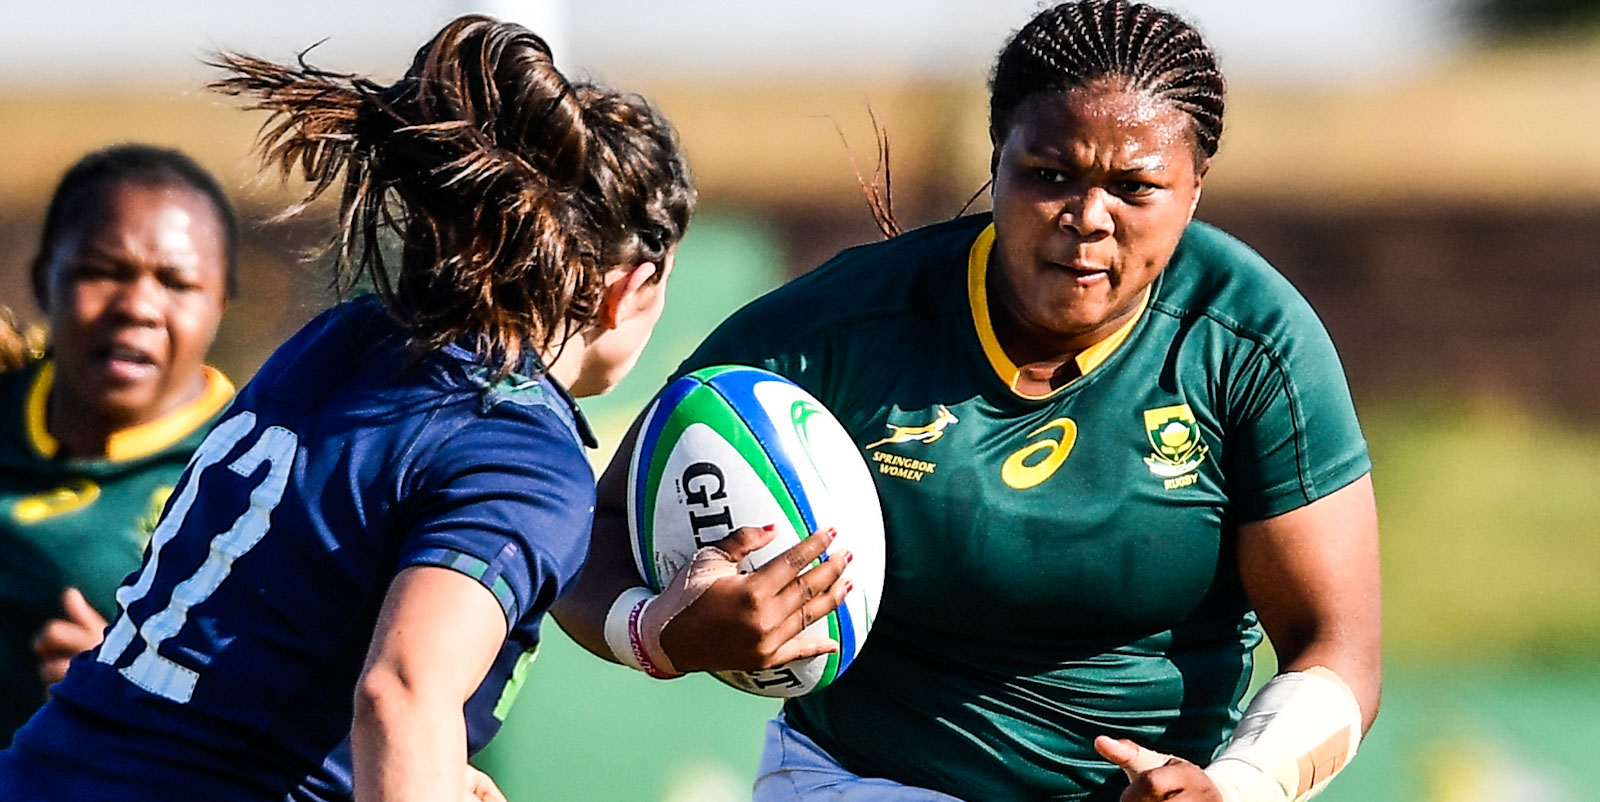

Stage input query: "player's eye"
[
  {"left": 1112, "top": 180, "right": 1158, "bottom": 198},
  {"left": 159, "top": 271, "right": 203, "bottom": 293},
  {"left": 1034, "top": 168, "right": 1069, "bottom": 185},
  {"left": 70, "top": 261, "right": 117, "bottom": 281}
]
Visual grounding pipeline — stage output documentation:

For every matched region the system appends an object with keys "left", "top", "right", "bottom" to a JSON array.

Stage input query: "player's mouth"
[
  {"left": 1047, "top": 259, "right": 1110, "bottom": 287},
  {"left": 96, "top": 343, "right": 161, "bottom": 383}
]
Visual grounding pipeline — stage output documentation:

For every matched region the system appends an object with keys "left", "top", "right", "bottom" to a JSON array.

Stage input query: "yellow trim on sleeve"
[
  {"left": 967, "top": 224, "right": 1148, "bottom": 400},
  {"left": 24, "top": 360, "right": 235, "bottom": 462}
]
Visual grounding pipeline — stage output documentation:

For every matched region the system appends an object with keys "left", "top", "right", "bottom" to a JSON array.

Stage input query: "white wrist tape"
[
  {"left": 1204, "top": 667, "right": 1364, "bottom": 802},
  {"left": 603, "top": 587, "right": 655, "bottom": 672}
]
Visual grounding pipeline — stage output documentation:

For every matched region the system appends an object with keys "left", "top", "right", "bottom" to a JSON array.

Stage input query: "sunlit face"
[
  {"left": 41, "top": 182, "right": 229, "bottom": 435},
  {"left": 989, "top": 82, "right": 1205, "bottom": 363},
  {"left": 568, "top": 252, "right": 674, "bottom": 398}
]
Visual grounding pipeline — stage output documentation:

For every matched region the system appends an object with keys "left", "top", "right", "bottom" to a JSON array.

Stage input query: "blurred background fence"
[{"left": 2, "top": 1, "right": 1596, "bottom": 799}]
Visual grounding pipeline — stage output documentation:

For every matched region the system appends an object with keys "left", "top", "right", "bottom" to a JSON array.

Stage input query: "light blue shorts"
[{"left": 752, "top": 714, "right": 967, "bottom": 801}]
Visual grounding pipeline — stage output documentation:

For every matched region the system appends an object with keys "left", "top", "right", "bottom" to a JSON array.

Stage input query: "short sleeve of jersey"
[
  {"left": 1220, "top": 306, "right": 1371, "bottom": 523},
  {"left": 397, "top": 407, "right": 596, "bottom": 630}
]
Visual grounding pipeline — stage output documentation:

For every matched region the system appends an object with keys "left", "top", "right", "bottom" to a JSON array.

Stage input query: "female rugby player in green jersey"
[
  {"left": 0, "top": 145, "right": 237, "bottom": 746},
  {"left": 1, "top": 17, "right": 697, "bottom": 801},
  {"left": 556, "top": 2, "right": 1380, "bottom": 801}
]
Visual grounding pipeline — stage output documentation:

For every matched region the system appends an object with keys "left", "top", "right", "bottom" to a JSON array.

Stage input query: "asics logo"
[{"left": 1001, "top": 418, "right": 1077, "bottom": 490}]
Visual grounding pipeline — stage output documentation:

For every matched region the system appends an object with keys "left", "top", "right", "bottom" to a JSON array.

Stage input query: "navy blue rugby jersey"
[{"left": 2, "top": 296, "right": 598, "bottom": 801}]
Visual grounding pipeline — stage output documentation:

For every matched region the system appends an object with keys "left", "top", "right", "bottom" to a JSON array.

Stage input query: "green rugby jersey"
[
  {"left": 0, "top": 360, "right": 233, "bottom": 744},
  {"left": 677, "top": 213, "right": 1370, "bottom": 801}
]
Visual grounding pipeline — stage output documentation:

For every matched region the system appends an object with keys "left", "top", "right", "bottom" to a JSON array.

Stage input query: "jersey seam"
[
  {"left": 394, "top": 405, "right": 454, "bottom": 509},
  {"left": 1147, "top": 301, "right": 1317, "bottom": 502}
]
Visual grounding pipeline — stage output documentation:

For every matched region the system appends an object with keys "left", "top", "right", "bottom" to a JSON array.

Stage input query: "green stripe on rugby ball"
[{"left": 639, "top": 381, "right": 808, "bottom": 589}]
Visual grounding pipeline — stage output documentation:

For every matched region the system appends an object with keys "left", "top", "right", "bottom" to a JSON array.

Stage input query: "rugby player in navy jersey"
[
  {"left": 0, "top": 15, "right": 763, "bottom": 802},
  {"left": 556, "top": 3, "right": 1382, "bottom": 801}
]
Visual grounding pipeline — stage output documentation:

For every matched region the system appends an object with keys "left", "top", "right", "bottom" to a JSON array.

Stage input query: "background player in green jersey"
[
  {"left": 557, "top": 2, "right": 1380, "bottom": 801},
  {"left": 0, "top": 144, "right": 237, "bottom": 745}
]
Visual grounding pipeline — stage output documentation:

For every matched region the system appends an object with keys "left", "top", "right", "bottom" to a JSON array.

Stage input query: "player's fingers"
[
  {"left": 748, "top": 527, "right": 836, "bottom": 592},
  {"left": 38, "top": 656, "right": 72, "bottom": 686},
  {"left": 1095, "top": 735, "right": 1171, "bottom": 779},
  {"left": 758, "top": 562, "right": 852, "bottom": 663},
  {"left": 1138, "top": 763, "right": 1197, "bottom": 799},
  {"left": 795, "top": 555, "right": 851, "bottom": 624},
  {"left": 762, "top": 546, "right": 850, "bottom": 625},
  {"left": 32, "top": 621, "right": 70, "bottom": 660},
  {"left": 1120, "top": 759, "right": 1209, "bottom": 802},
  {"left": 798, "top": 543, "right": 851, "bottom": 601},
  {"left": 33, "top": 619, "right": 100, "bottom": 659},
  {"left": 762, "top": 635, "right": 840, "bottom": 668},
  {"left": 464, "top": 765, "right": 508, "bottom": 802},
  {"left": 708, "top": 524, "right": 780, "bottom": 564},
  {"left": 61, "top": 587, "right": 107, "bottom": 628}
]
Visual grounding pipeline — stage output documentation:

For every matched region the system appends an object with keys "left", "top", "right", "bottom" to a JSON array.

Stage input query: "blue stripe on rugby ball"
[
  {"left": 633, "top": 375, "right": 701, "bottom": 589},
  {"left": 698, "top": 367, "right": 819, "bottom": 536},
  {"left": 700, "top": 366, "right": 861, "bottom": 679},
  {"left": 834, "top": 594, "right": 858, "bottom": 674}
]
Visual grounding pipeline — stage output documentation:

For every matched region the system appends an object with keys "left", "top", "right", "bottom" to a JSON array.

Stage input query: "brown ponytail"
[{"left": 211, "top": 15, "right": 694, "bottom": 376}]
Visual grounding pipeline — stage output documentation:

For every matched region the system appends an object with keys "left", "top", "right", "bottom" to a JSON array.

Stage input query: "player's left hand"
[
  {"left": 464, "top": 764, "right": 507, "bottom": 802},
  {"left": 652, "top": 524, "right": 849, "bottom": 674},
  {"left": 33, "top": 587, "right": 108, "bottom": 687},
  {"left": 1095, "top": 735, "right": 1224, "bottom": 801}
]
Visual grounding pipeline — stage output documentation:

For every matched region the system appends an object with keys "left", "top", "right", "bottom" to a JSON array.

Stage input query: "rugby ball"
[{"left": 627, "top": 365, "right": 885, "bottom": 697}]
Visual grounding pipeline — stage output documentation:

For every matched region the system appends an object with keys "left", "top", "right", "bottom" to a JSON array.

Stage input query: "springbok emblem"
[{"left": 866, "top": 405, "right": 959, "bottom": 449}]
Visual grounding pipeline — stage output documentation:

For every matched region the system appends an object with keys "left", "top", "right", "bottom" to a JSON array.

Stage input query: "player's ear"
[{"left": 598, "top": 260, "right": 663, "bottom": 330}]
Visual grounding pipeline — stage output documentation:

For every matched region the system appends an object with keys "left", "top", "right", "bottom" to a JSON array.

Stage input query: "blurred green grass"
[{"left": 1367, "top": 396, "right": 1600, "bottom": 662}]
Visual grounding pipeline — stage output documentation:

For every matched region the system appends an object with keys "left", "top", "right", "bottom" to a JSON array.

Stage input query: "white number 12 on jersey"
[{"left": 97, "top": 411, "right": 298, "bottom": 703}]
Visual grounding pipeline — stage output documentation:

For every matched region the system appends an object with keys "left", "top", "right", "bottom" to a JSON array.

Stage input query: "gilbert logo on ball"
[{"left": 627, "top": 365, "right": 886, "bottom": 697}]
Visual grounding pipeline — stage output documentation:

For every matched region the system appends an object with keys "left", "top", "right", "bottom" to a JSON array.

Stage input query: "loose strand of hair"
[
  {"left": 871, "top": 109, "right": 900, "bottom": 238},
  {"left": 954, "top": 177, "right": 994, "bottom": 219},
  {"left": 834, "top": 108, "right": 902, "bottom": 240}
]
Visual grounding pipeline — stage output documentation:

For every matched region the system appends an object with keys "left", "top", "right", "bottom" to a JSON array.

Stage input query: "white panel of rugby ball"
[{"left": 627, "top": 365, "right": 885, "bottom": 697}]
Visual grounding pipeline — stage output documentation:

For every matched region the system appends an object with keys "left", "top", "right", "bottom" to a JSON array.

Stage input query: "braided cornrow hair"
[
  {"left": 210, "top": 15, "right": 693, "bottom": 377},
  {"left": 991, "top": 0, "right": 1226, "bottom": 164}
]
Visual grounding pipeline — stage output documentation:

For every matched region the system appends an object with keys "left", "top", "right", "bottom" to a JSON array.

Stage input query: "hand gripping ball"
[{"left": 627, "top": 365, "right": 886, "bottom": 697}]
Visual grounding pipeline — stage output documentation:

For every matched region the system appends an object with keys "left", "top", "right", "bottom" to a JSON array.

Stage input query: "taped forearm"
[
  {"left": 1204, "top": 667, "right": 1364, "bottom": 802},
  {"left": 600, "top": 544, "right": 740, "bottom": 678}
]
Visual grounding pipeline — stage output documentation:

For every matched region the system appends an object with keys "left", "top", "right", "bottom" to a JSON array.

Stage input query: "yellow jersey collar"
[
  {"left": 26, "top": 360, "right": 235, "bottom": 461},
  {"left": 967, "top": 223, "right": 1148, "bottom": 401}
]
